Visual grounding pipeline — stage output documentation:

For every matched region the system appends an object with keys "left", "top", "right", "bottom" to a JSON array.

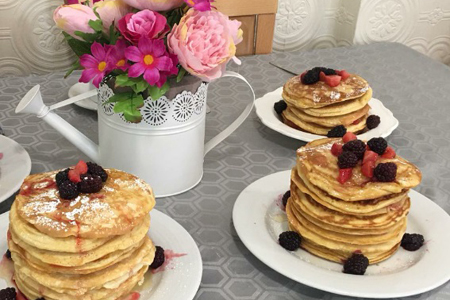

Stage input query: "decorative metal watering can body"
[{"left": 16, "top": 71, "right": 254, "bottom": 197}]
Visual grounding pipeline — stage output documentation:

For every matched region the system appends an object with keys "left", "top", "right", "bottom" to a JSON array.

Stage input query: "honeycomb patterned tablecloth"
[{"left": 0, "top": 43, "right": 449, "bottom": 300}]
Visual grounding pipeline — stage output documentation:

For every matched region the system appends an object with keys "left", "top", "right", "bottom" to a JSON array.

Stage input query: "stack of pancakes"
[
  {"left": 8, "top": 169, "right": 156, "bottom": 300},
  {"left": 282, "top": 74, "right": 372, "bottom": 135},
  {"left": 286, "top": 138, "right": 422, "bottom": 264}
]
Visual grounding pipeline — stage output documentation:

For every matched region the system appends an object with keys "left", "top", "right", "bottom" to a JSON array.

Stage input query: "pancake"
[
  {"left": 282, "top": 108, "right": 368, "bottom": 135},
  {"left": 297, "top": 138, "right": 422, "bottom": 201},
  {"left": 14, "top": 168, "right": 155, "bottom": 239},
  {"left": 289, "top": 104, "right": 370, "bottom": 127},
  {"left": 302, "top": 88, "right": 373, "bottom": 117},
  {"left": 282, "top": 74, "right": 369, "bottom": 109}
]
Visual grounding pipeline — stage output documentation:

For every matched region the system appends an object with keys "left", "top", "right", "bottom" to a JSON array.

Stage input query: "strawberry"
[
  {"left": 323, "top": 75, "right": 342, "bottom": 87},
  {"left": 75, "top": 160, "right": 88, "bottom": 175},
  {"left": 16, "top": 290, "right": 27, "bottom": 300},
  {"left": 319, "top": 71, "right": 327, "bottom": 82},
  {"left": 336, "top": 70, "right": 350, "bottom": 80},
  {"left": 300, "top": 71, "right": 307, "bottom": 81},
  {"left": 343, "top": 132, "right": 357, "bottom": 143},
  {"left": 352, "top": 118, "right": 361, "bottom": 125},
  {"left": 362, "top": 160, "right": 376, "bottom": 178},
  {"left": 68, "top": 169, "right": 81, "bottom": 183},
  {"left": 338, "top": 168, "right": 352, "bottom": 184},
  {"left": 331, "top": 143, "right": 343, "bottom": 156},
  {"left": 123, "top": 292, "right": 141, "bottom": 300},
  {"left": 381, "top": 146, "right": 396, "bottom": 159},
  {"left": 363, "top": 150, "right": 378, "bottom": 165}
]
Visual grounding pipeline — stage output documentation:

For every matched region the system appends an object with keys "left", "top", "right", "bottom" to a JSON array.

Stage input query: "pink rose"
[
  {"left": 65, "top": 0, "right": 101, "bottom": 4},
  {"left": 121, "top": 0, "right": 184, "bottom": 11},
  {"left": 117, "top": 10, "right": 169, "bottom": 45},
  {"left": 168, "top": 9, "right": 243, "bottom": 82},
  {"left": 93, "top": 0, "right": 133, "bottom": 32},
  {"left": 53, "top": 4, "right": 98, "bottom": 40}
]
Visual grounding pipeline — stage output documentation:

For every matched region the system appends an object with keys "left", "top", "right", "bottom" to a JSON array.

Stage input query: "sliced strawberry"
[
  {"left": 68, "top": 169, "right": 81, "bottom": 183},
  {"left": 319, "top": 71, "right": 327, "bottom": 82},
  {"left": 352, "top": 118, "right": 361, "bottom": 125},
  {"left": 331, "top": 143, "right": 343, "bottom": 156},
  {"left": 343, "top": 132, "right": 357, "bottom": 143},
  {"left": 75, "top": 160, "right": 88, "bottom": 175},
  {"left": 123, "top": 292, "right": 141, "bottom": 300},
  {"left": 336, "top": 70, "right": 350, "bottom": 80},
  {"left": 323, "top": 75, "right": 342, "bottom": 87},
  {"left": 16, "top": 290, "right": 27, "bottom": 300},
  {"left": 362, "top": 160, "right": 376, "bottom": 178},
  {"left": 338, "top": 168, "right": 352, "bottom": 184},
  {"left": 381, "top": 146, "right": 396, "bottom": 159},
  {"left": 363, "top": 150, "right": 378, "bottom": 165}
]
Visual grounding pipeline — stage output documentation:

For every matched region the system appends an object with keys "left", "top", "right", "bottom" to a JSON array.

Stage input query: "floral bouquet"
[{"left": 54, "top": 0, "right": 243, "bottom": 122}]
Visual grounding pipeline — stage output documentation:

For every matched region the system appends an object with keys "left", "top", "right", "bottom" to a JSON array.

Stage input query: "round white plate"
[
  {"left": 255, "top": 87, "right": 399, "bottom": 142},
  {"left": 68, "top": 82, "right": 98, "bottom": 111},
  {"left": 0, "top": 209, "right": 202, "bottom": 300},
  {"left": 233, "top": 170, "right": 450, "bottom": 298},
  {"left": 0, "top": 136, "right": 31, "bottom": 203}
]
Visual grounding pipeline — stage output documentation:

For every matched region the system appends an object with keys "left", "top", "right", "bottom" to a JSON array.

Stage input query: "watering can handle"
[{"left": 204, "top": 71, "right": 255, "bottom": 155}]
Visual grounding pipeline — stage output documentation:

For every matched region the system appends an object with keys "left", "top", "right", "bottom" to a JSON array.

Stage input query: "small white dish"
[
  {"left": 255, "top": 87, "right": 399, "bottom": 142},
  {"left": 0, "top": 136, "right": 31, "bottom": 203},
  {"left": 233, "top": 170, "right": 450, "bottom": 298},
  {"left": 68, "top": 82, "right": 98, "bottom": 111},
  {"left": 0, "top": 209, "right": 202, "bottom": 300}
]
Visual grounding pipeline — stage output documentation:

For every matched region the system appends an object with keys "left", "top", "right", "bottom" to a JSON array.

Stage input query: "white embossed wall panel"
[{"left": 274, "top": 0, "right": 450, "bottom": 66}]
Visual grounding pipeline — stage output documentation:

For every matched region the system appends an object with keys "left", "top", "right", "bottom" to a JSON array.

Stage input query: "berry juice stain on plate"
[{"left": 152, "top": 250, "right": 187, "bottom": 274}]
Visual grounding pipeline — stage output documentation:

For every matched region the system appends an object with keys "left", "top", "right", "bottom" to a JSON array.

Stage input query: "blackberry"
[
  {"left": 301, "top": 69, "right": 320, "bottom": 85},
  {"left": 150, "top": 246, "right": 165, "bottom": 269},
  {"left": 35, "top": 298, "right": 45, "bottom": 300},
  {"left": 373, "top": 162, "right": 397, "bottom": 182},
  {"left": 78, "top": 174, "right": 103, "bottom": 193},
  {"left": 366, "top": 115, "right": 381, "bottom": 130},
  {"left": 327, "top": 125, "right": 347, "bottom": 138},
  {"left": 338, "top": 152, "right": 358, "bottom": 169},
  {"left": 55, "top": 168, "right": 70, "bottom": 187},
  {"left": 59, "top": 181, "right": 79, "bottom": 200},
  {"left": 401, "top": 233, "right": 424, "bottom": 251},
  {"left": 312, "top": 67, "right": 336, "bottom": 75},
  {"left": 273, "top": 100, "right": 287, "bottom": 115},
  {"left": 5, "top": 249, "right": 11, "bottom": 260},
  {"left": 87, "top": 162, "right": 108, "bottom": 182},
  {"left": 278, "top": 231, "right": 301, "bottom": 251},
  {"left": 343, "top": 253, "right": 369, "bottom": 275},
  {"left": 0, "top": 287, "right": 16, "bottom": 300},
  {"left": 282, "top": 190, "right": 290, "bottom": 207},
  {"left": 343, "top": 139, "right": 366, "bottom": 159},
  {"left": 367, "top": 137, "right": 387, "bottom": 155}
]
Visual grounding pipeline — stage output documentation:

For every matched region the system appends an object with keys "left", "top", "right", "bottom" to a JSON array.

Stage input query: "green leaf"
[
  {"left": 132, "top": 80, "right": 149, "bottom": 94},
  {"left": 176, "top": 67, "right": 187, "bottom": 83},
  {"left": 108, "top": 22, "right": 118, "bottom": 44},
  {"left": 64, "top": 34, "right": 92, "bottom": 57},
  {"left": 123, "top": 107, "right": 142, "bottom": 123},
  {"left": 148, "top": 82, "right": 170, "bottom": 100},
  {"left": 105, "top": 92, "right": 134, "bottom": 104},
  {"left": 74, "top": 31, "right": 101, "bottom": 43},
  {"left": 64, "top": 60, "right": 81, "bottom": 78},
  {"left": 115, "top": 74, "right": 137, "bottom": 87},
  {"left": 88, "top": 19, "right": 103, "bottom": 33}
]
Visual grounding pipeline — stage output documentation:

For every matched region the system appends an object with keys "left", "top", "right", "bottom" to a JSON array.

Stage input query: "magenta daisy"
[
  {"left": 125, "top": 37, "right": 177, "bottom": 87},
  {"left": 108, "top": 39, "right": 130, "bottom": 71},
  {"left": 184, "top": 0, "right": 214, "bottom": 11},
  {"left": 79, "top": 42, "right": 112, "bottom": 88}
]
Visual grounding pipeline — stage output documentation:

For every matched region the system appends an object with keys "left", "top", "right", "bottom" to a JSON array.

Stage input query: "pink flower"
[
  {"left": 168, "top": 9, "right": 243, "bottom": 82},
  {"left": 65, "top": 0, "right": 101, "bottom": 4},
  {"left": 79, "top": 42, "right": 112, "bottom": 88},
  {"left": 93, "top": 0, "right": 133, "bottom": 32},
  {"left": 117, "top": 10, "right": 169, "bottom": 45},
  {"left": 125, "top": 38, "right": 178, "bottom": 87},
  {"left": 184, "top": 0, "right": 213, "bottom": 11},
  {"left": 108, "top": 40, "right": 130, "bottom": 71},
  {"left": 121, "top": 0, "right": 184, "bottom": 11},
  {"left": 53, "top": 4, "right": 98, "bottom": 40}
]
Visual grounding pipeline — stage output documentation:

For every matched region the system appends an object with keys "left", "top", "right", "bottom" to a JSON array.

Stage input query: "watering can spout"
[{"left": 16, "top": 85, "right": 100, "bottom": 163}]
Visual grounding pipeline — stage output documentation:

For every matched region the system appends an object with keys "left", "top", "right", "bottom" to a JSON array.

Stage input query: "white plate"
[
  {"left": 68, "top": 82, "right": 98, "bottom": 111},
  {"left": 233, "top": 170, "right": 450, "bottom": 298},
  {"left": 0, "top": 209, "right": 202, "bottom": 300},
  {"left": 255, "top": 87, "right": 399, "bottom": 142},
  {"left": 0, "top": 136, "right": 31, "bottom": 203}
]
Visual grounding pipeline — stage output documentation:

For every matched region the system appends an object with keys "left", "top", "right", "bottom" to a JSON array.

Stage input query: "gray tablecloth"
[{"left": 1, "top": 42, "right": 449, "bottom": 299}]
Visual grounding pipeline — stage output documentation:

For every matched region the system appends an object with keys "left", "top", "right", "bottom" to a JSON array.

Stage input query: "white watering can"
[{"left": 16, "top": 71, "right": 255, "bottom": 197}]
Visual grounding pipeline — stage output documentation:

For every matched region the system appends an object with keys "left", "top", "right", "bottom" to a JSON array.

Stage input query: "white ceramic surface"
[
  {"left": 255, "top": 87, "right": 399, "bottom": 142},
  {"left": 233, "top": 170, "right": 450, "bottom": 299},
  {"left": 0, "top": 136, "right": 31, "bottom": 203},
  {"left": 0, "top": 209, "right": 202, "bottom": 300},
  {"left": 68, "top": 82, "right": 97, "bottom": 111}
]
